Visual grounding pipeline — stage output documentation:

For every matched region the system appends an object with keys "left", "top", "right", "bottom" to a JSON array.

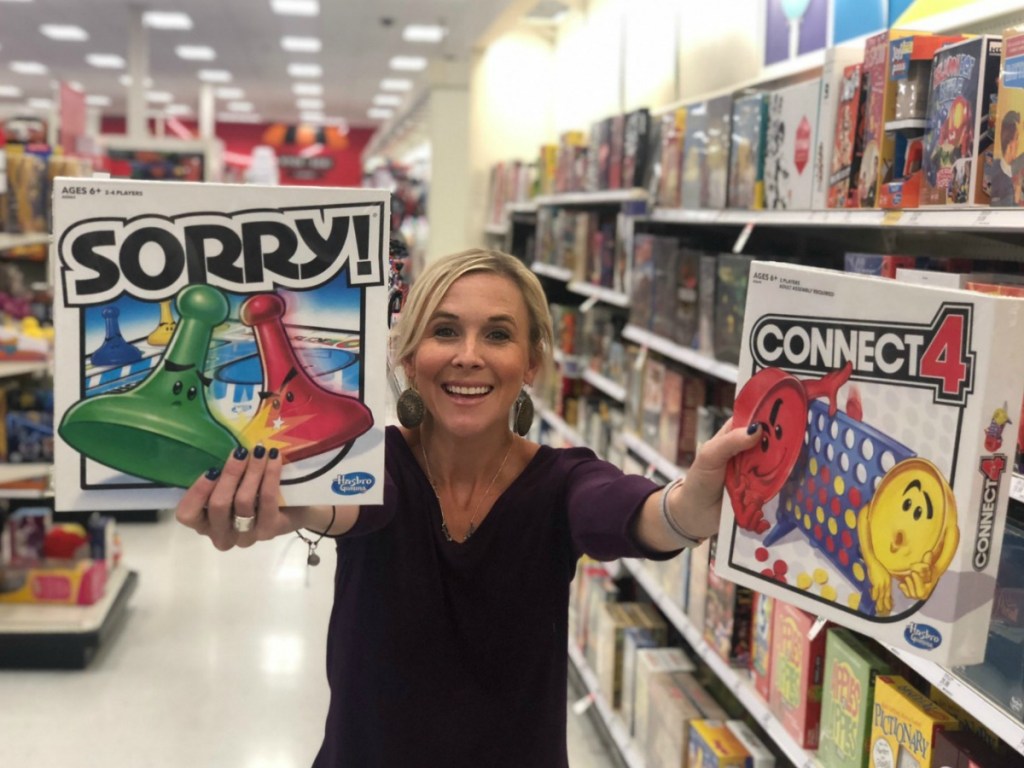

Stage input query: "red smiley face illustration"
[{"left": 726, "top": 362, "right": 853, "bottom": 534}]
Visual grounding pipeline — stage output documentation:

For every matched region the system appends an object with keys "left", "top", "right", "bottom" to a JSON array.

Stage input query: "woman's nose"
[{"left": 452, "top": 336, "right": 483, "bottom": 367}]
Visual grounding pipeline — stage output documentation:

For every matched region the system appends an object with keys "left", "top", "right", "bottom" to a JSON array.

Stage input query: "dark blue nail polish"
[
  {"left": 205, "top": 467, "right": 222, "bottom": 480},
  {"left": 233, "top": 446, "right": 248, "bottom": 460},
  {"left": 268, "top": 447, "right": 279, "bottom": 460},
  {"left": 746, "top": 423, "right": 759, "bottom": 435},
  {"left": 253, "top": 445, "right": 266, "bottom": 459}
]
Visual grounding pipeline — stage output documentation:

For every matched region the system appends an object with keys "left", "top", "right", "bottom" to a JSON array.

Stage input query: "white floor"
[{"left": 1, "top": 512, "right": 619, "bottom": 768}]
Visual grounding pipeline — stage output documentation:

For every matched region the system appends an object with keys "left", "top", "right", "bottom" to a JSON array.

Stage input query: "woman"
[{"left": 175, "top": 248, "right": 760, "bottom": 767}]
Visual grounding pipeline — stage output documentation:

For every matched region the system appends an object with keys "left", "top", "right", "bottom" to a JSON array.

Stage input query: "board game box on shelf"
[
  {"left": 715, "top": 260, "right": 1024, "bottom": 665},
  {"left": 51, "top": 178, "right": 390, "bottom": 511}
]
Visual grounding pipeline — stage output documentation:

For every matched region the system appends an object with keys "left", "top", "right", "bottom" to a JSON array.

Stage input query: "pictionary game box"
[
  {"left": 716, "top": 260, "right": 1024, "bottom": 665},
  {"left": 868, "top": 675, "right": 958, "bottom": 768},
  {"left": 52, "top": 178, "right": 390, "bottom": 510}
]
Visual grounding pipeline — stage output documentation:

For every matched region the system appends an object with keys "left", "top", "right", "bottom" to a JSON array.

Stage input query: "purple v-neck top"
[{"left": 312, "top": 426, "right": 674, "bottom": 767}]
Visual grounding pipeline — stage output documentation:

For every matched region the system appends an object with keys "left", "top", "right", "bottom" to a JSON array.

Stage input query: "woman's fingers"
[
  {"left": 206, "top": 446, "right": 250, "bottom": 549},
  {"left": 175, "top": 466, "right": 221, "bottom": 533}
]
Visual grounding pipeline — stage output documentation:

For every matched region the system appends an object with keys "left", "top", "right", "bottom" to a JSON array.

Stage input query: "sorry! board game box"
[
  {"left": 715, "top": 260, "right": 1024, "bottom": 665},
  {"left": 52, "top": 178, "right": 390, "bottom": 511}
]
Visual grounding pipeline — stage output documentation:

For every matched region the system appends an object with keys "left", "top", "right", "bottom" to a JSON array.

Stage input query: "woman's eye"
[
  {"left": 489, "top": 329, "right": 511, "bottom": 341},
  {"left": 433, "top": 326, "right": 455, "bottom": 338}
]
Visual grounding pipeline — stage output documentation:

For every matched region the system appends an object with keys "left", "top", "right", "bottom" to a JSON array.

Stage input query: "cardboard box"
[
  {"left": 868, "top": 675, "right": 958, "bottom": 768},
  {"left": 645, "top": 674, "right": 727, "bottom": 768},
  {"left": 717, "top": 260, "right": 1024, "bottom": 664},
  {"left": 769, "top": 601, "right": 828, "bottom": 749},
  {"left": 729, "top": 93, "right": 768, "bottom": 210},
  {"left": 727, "top": 719, "right": 775, "bottom": 767},
  {"left": 631, "top": 647, "right": 696, "bottom": 741},
  {"left": 988, "top": 28, "right": 1024, "bottom": 207},
  {"left": 816, "top": 44, "right": 866, "bottom": 209},
  {"left": 52, "top": 178, "right": 389, "bottom": 511},
  {"left": 687, "top": 719, "right": 751, "bottom": 767},
  {"left": 750, "top": 591, "right": 775, "bottom": 700},
  {"left": 764, "top": 79, "right": 822, "bottom": 209}
]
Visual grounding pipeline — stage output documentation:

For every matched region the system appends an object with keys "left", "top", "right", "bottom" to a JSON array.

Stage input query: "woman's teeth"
[{"left": 444, "top": 385, "right": 491, "bottom": 396}]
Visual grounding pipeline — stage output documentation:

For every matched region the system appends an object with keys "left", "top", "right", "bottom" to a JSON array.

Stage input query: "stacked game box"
[
  {"left": 630, "top": 647, "right": 695, "bottom": 742},
  {"left": 856, "top": 31, "right": 894, "bottom": 208},
  {"left": 868, "top": 676, "right": 959, "bottom": 768},
  {"left": 814, "top": 44, "right": 866, "bottom": 210},
  {"left": 704, "top": 538, "right": 754, "bottom": 667},
  {"left": 705, "top": 95, "right": 734, "bottom": 209},
  {"left": 52, "top": 178, "right": 390, "bottom": 511},
  {"left": 827, "top": 63, "right": 865, "bottom": 208},
  {"left": 728, "top": 93, "right": 768, "bottom": 209},
  {"left": 921, "top": 36, "right": 1003, "bottom": 207},
  {"left": 749, "top": 591, "right": 774, "bottom": 700},
  {"left": 622, "top": 108, "right": 651, "bottom": 190},
  {"left": 656, "top": 108, "right": 687, "bottom": 208},
  {"left": 764, "top": 79, "right": 821, "bottom": 209},
  {"left": 716, "top": 260, "right": 1024, "bottom": 664},
  {"left": 988, "top": 28, "right": 1024, "bottom": 207},
  {"left": 817, "top": 627, "right": 892, "bottom": 768},
  {"left": 686, "top": 720, "right": 750, "bottom": 767},
  {"left": 768, "top": 600, "right": 828, "bottom": 749},
  {"left": 646, "top": 673, "right": 727, "bottom": 768},
  {"left": 681, "top": 100, "right": 709, "bottom": 209},
  {"left": 714, "top": 253, "right": 753, "bottom": 364}
]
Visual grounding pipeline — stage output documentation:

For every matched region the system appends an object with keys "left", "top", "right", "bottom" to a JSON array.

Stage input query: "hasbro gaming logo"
[
  {"left": 904, "top": 622, "right": 942, "bottom": 651},
  {"left": 332, "top": 472, "right": 376, "bottom": 496}
]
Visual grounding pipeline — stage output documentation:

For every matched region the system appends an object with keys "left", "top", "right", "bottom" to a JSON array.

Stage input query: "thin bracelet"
[
  {"left": 660, "top": 478, "right": 706, "bottom": 549},
  {"left": 296, "top": 505, "right": 337, "bottom": 567}
]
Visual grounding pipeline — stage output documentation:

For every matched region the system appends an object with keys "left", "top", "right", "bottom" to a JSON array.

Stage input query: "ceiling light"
[
  {"left": 10, "top": 61, "right": 48, "bottom": 75},
  {"left": 271, "top": 0, "right": 318, "bottom": 16},
  {"left": 146, "top": 91, "right": 174, "bottom": 103},
  {"left": 292, "top": 83, "right": 322, "bottom": 96},
  {"left": 287, "top": 63, "right": 322, "bottom": 78},
  {"left": 215, "top": 86, "right": 244, "bottom": 99},
  {"left": 402, "top": 25, "right": 446, "bottom": 43},
  {"left": 85, "top": 94, "right": 111, "bottom": 106},
  {"left": 368, "top": 108, "right": 393, "bottom": 120},
  {"left": 27, "top": 98, "right": 53, "bottom": 109},
  {"left": 380, "top": 78, "right": 413, "bottom": 91},
  {"left": 389, "top": 56, "right": 428, "bottom": 71},
  {"left": 281, "top": 36, "right": 321, "bottom": 53},
  {"left": 299, "top": 111, "right": 325, "bottom": 122},
  {"left": 119, "top": 74, "right": 154, "bottom": 87},
  {"left": 227, "top": 101, "right": 253, "bottom": 112},
  {"left": 198, "top": 69, "right": 232, "bottom": 83},
  {"left": 296, "top": 98, "right": 323, "bottom": 110},
  {"left": 143, "top": 11, "right": 193, "bottom": 29},
  {"left": 373, "top": 94, "right": 402, "bottom": 107},
  {"left": 87, "top": 53, "right": 125, "bottom": 69},
  {"left": 40, "top": 24, "right": 89, "bottom": 41},
  {"left": 218, "top": 112, "right": 262, "bottom": 123},
  {"left": 176, "top": 45, "right": 216, "bottom": 61},
  {"left": 0, "top": 86, "right": 23, "bottom": 98}
]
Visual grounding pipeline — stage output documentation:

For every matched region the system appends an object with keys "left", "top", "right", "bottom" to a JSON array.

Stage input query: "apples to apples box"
[
  {"left": 715, "top": 260, "right": 1024, "bottom": 665},
  {"left": 51, "top": 178, "right": 390, "bottom": 511}
]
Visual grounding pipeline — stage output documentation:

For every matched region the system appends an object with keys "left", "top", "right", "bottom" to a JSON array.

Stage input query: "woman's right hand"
[{"left": 175, "top": 445, "right": 298, "bottom": 551}]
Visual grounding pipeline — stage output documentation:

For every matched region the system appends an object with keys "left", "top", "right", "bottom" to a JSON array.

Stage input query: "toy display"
[
  {"left": 764, "top": 79, "right": 821, "bottom": 209},
  {"left": 717, "top": 260, "right": 1024, "bottom": 665},
  {"left": 988, "top": 28, "right": 1024, "bottom": 207},
  {"left": 921, "top": 37, "right": 1003, "bottom": 207},
  {"left": 51, "top": 178, "right": 389, "bottom": 511}
]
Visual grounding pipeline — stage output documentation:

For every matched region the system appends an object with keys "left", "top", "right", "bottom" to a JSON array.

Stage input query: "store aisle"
[{"left": 2, "top": 513, "right": 618, "bottom": 768}]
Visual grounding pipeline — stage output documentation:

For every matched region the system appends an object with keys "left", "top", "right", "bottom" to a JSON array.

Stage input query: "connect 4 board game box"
[
  {"left": 715, "top": 260, "right": 1024, "bottom": 665},
  {"left": 51, "top": 178, "right": 390, "bottom": 511}
]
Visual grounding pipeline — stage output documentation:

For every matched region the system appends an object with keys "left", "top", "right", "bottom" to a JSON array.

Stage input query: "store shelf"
[
  {"left": 567, "top": 281, "right": 631, "bottom": 308},
  {"left": 621, "top": 325, "right": 739, "bottom": 384},
  {"left": 484, "top": 222, "right": 509, "bottom": 237},
  {"left": 621, "top": 558, "right": 819, "bottom": 768},
  {"left": 1012, "top": 473, "right": 1024, "bottom": 506},
  {"left": 0, "top": 567, "right": 138, "bottom": 669},
  {"left": 531, "top": 262, "right": 574, "bottom": 283},
  {"left": 535, "top": 188, "right": 650, "bottom": 207},
  {"left": 885, "top": 646, "right": 1024, "bottom": 757},
  {"left": 507, "top": 201, "right": 539, "bottom": 214},
  {"left": 0, "top": 232, "right": 50, "bottom": 251},
  {"left": 0, "top": 360, "right": 50, "bottom": 379},
  {"left": 538, "top": 406, "right": 586, "bottom": 448},
  {"left": 621, "top": 432, "right": 684, "bottom": 482},
  {"left": 0, "top": 462, "right": 50, "bottom": 485},
  {"left": 885, "top": 119, "right": 928, "bottom": 132},
  {"left": 567, "top": 641, "right": 646, "bottom": 768},
  {"left": 581, "top": 368, "right": 627, "bottom": 403}
]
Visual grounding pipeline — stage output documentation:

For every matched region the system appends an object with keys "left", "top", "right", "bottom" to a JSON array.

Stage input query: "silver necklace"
[{"left": 420, "top": 436, "right": 514, "bottom": 542}]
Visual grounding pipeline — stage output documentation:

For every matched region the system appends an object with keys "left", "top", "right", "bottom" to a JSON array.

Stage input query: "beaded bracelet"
[{"left": 660, "top": 478, "right": 706, "bottom": 549}]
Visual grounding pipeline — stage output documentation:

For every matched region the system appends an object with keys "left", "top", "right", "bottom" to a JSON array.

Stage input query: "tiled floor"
[{"left": 2, "top": 511, "right": 618, "bottom": 767}]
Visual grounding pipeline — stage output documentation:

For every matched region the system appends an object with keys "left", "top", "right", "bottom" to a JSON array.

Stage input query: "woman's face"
[{"left": 404, "top": 272, "right": 538, "bottom": 437}]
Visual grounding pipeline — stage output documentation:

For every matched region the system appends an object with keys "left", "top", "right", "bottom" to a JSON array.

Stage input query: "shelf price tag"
[
  {"left": 882, "top": 210, "right": 903, "bottom": 226},
  {"left": 937, "top": 671, "right": 956, "bottom": 696},
  {"left": 572, "top": 692, "right": 595, "bottom": 715},
  {"left": 578, "top": 295, "right": 599, "bottom": 314},
  {"left": 733, "top": 221, "right": 755, "bottom": 254},
  {"left": 975, "top": 210, "right": 992, "bottom": 227}
]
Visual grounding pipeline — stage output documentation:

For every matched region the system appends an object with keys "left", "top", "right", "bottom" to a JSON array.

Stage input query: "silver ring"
[{"left": 233, "top": 515, "right": 255, "bottom": 533}]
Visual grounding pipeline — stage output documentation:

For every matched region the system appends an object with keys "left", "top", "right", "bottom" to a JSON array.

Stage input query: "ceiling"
[{"left": 0, "top": 0, "right": 517, "bottom": 130}]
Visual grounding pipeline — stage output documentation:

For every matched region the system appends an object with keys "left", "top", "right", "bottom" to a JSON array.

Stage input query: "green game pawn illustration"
[{"left": 59, "top": 285, "right": 239, "bottom": 488}]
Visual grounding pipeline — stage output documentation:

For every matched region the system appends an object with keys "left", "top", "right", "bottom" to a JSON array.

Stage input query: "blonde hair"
[{"left": 392, "top": 249, "right": 554, "bottom": 375}]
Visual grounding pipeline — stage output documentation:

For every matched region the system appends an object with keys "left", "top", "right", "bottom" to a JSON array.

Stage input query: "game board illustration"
[
  {"left": 52, "top": 178, "right": 389, "bottom": 511},
  {"left": 717, "top": 261, "right": 1024, "bottom": 665}
]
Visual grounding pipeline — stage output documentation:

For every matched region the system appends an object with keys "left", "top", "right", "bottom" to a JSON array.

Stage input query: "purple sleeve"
[{"left": 562, "top": 447, "right": 681, "bottom": 562}]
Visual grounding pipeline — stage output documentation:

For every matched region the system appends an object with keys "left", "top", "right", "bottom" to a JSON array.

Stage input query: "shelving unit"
[
  {"left": 620, "top": 431, "right": 683, "bottom": 482},
  {"left": 621, "top": 325, "right": 738, "bottom": 384},
  {"left": 535, "top": 188, "right": 650, "bottom": 207},
  {"left": 0, "top": 232, "right": 50, "bottom": 251},
  {"left": 581, "top": 368, "right": 626, "bottom": 404},
  {"left": 622, "top": 558, "right": 819, "bottom": 768},
  {"left": 0, "top": 567, "right": 139, "bottom": 669},
  {"left": 538, "top": 405, "right": 587, "bottom": 450}
]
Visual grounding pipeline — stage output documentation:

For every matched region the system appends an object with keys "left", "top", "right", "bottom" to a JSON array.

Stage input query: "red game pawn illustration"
[
  {"left": 726, "top": 362, "right": 853, "bottom": 533},
  {"left": 238, "top": 293, "right": 373, "bottom": 461},
  {"left": 90, "top": 306, "right": 142, "bottom": 367}
]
